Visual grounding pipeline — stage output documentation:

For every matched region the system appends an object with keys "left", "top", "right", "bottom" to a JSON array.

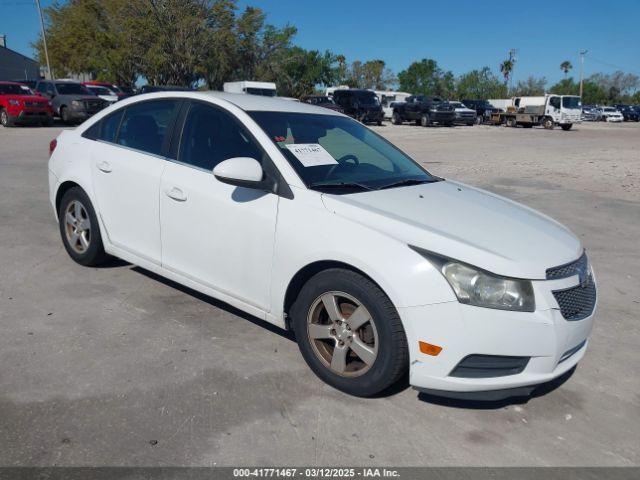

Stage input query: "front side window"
[
  {"left": 249, "top": 111, "right": 436, "bottom": 193},
  {"left": 117, "top": 100, "right": 179, "bottom": 156},
  {"left": 178, "top": 102, "right": 263, "bottom": 171},
  {"left": 0, "top": 84, "right": 31, "bottom": 95},
  {"left": 36, "top": 82, "right": 48, "bottom": 93}
]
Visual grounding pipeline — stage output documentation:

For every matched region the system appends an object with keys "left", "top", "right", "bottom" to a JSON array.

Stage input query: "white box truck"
[
  {"left": 489, "top": 94, "right": 582, "bottom": 130},
  {"left": 223, "top": 81, "right": 277, "bottom": 97}
]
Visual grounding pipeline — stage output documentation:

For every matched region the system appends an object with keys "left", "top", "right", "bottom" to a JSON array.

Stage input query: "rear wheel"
[
  {"left": 506, "top": 117, "right": 517, "bottom": 128},
  {"left": 0, "top": 108, "right": 14, "bottom": 127},
  {"left": 60, "top": 106, "right": 73, "bottom": 125},
  {"left": 291, "top": 269, "right": 408, "bottom": 397},
  {"left": 58, "top": 187, "right": 109, "bottom": 266},
  {"left": 420, "top": 113, "right": 431, "bottom": 127},
  {"left": 391, "top": 112, "right": 402, "bottom": 125},
  {"left": 475, "top": 115, "right": 483, "bottom": 125}
]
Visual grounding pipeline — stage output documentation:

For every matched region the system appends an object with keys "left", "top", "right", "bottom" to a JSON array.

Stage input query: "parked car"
[
  {"left": 616, "top": 105, "right": 640, "bottom": 122},
  {"left": 35, "top": 79, "right": 107, "bottom": 124},
  {"left": 300, "top": 95, "right": 344, "bottom": 113},
  {"left": 448, "top": 101, "right": 477, "bottom": 126},
  {"left": 84, "top": 84, "right": 119, "bottom": 105},
  {"left": 138, "top": 85, "right": 193, "bottom": 94},
  {"left": 83, "top": 81, "right": 131, "bottom": 100},
  {"left": 48, "top": 91, "right": 596, "bottom": 399},
  {"left": 375, "top": 91, "right": 411, "bottom": 119},
  {"left": 392, "top": 95, "right": 456, "bottom": 127},
  {"left": 0, "top": 81, "right": 53, "bottom": 127},
  {"left": 331, "top": 89, "right": 384, "bottom": 125},
  {"left": 461, "top": 99, "right": 502, "bottom": 124},
  {"left": 581, "top": 107, "right": 601, "bottom": 122},
  {"left": 597, "top": 106, "right": 623, "bottom": 122},
  {"left": 223, "top": 81, "right": 277, "bottom": 97}
]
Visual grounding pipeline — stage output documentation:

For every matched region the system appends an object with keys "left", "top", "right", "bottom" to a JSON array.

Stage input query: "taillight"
[{"left": 49, "top": 139, "right": 57, "bottom": 157}]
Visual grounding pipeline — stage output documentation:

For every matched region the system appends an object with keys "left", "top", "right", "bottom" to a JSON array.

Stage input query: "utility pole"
[
  {"left": 579, "top": 50, "right": 588, "bottom": 99},
  {"left": 35, "top": 0, "right": 52, "bottom": 79}
]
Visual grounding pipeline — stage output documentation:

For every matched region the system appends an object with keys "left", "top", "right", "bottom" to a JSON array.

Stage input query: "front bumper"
[
  {"left": 9, "top": 109, "right": 52, "bottom": 124},
  {"left": 400, "top": 276, "right": 595, "bottom": 396},
  {"left": 430, "top": 111, "right": 456, "bottom": 123}
]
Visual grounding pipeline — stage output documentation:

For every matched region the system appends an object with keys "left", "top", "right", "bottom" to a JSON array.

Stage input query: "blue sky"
[{"left": 2, "top": 0, "right": 639, "bottom": 85}]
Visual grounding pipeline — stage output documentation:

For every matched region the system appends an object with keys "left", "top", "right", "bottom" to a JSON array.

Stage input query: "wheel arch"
[
  {"left": 55, "top": 180, "right": 83, "bottom": 214},
  {"left": 283, "top": 260, "right": 388, "bottom": 330}
]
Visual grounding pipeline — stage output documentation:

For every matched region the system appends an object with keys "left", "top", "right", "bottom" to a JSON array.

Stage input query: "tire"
[
  {"left": 561, "top": 124, "right": 573, "bottom": 131},
  {"left": 420, "top": 113, "right": 431, "bottom": 127},
  {"left": 290, "top": 268, "right": 408, "bottom": 397},
  {"left": 60, "top": 106, "right": 72, "bottom": 125},
  {"left": 475, "top": 115, "right": 483, "bottom": 125},
  {"left": 377, "top": 120, "right": 382, "bottom": 126},
  {"left": 0, "top": 108, "right": 14, "bottom": 127},
  {"left": 391, "top": 112, "right": 402, "bottom": 125},
  {"left": 543, "top": 117, "right": 554, "bottom": 130},
  {"left": 58, "top": 187, "right": 110, "bottom": 266},
  {"left": 506, "top": 117, "right": 517, "bottom": 128}
]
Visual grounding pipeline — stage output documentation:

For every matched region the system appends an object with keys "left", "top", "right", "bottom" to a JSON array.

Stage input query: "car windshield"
[
  {"left": 562, "top": 96, "right": 582, "bottom": 109},
  {"left": 350, "top": 92, "right": 379, "bottom": 106},
  {"left": 603, "top": 107, "right": 615, "bottom": 112},
  {"left": 88, "top": 86, "right": 112, "bottom": 95},
  {"left": 56, "top": 83, "right": 89, "bottom": 95},
  {"left": 0, "top": 84, "right": 33, "bottom": 95},
  {"left": 249, "top": 111, "right": 437, "bottom": 193}
]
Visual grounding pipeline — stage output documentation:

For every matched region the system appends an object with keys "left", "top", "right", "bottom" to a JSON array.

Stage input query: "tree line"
[{"left": 36, "top": 0, "right": 640, "bottom": 104}]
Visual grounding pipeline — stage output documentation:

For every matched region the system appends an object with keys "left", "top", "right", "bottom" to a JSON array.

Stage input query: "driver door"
[{"left": 159, "top": 101, "right": 278, "bottom": 311}]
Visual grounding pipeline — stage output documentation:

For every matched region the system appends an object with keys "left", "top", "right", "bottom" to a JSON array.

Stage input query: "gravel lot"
[{"left": 0, "top": 121, "right": 638, "bottom": 466}]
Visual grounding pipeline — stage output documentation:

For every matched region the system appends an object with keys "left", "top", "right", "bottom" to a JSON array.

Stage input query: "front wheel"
[
  {"left": 391, "top": 112, "right": 402, "bottom": 125},
  {"left": 291, "top": 269, "right": 408, "bottom": 397},
  {"left": 0, "top": 108, "right": 14, "bottom": 127},
  {"left": 420, "top": 113, "right": 431, "bottom": 127},
  {"left": 58, "top": 187, "right": 110, "bottom": 266},
  {"left": 543, "top": 117, "right": 554, "bottom": 129},
  {"left": 561, "top": 123, "right": 573, "bottom": 131}
]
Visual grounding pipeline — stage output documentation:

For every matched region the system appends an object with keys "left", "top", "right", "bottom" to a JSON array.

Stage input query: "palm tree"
[
  {"left": 560, "top": 61, "right": 573, "bottom": 77},
  {"left": 500, "top": 60, "right": 514, "bottom": 85}
]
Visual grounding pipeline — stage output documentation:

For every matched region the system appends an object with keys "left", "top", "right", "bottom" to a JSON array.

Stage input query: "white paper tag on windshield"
[{"left": 285, "top": 143, "right": 338, "bottom": 167}]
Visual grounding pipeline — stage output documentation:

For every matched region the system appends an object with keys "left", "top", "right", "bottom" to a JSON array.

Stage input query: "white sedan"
[{"left": 48, "top": 92, "right": 596, "bottom": 399}]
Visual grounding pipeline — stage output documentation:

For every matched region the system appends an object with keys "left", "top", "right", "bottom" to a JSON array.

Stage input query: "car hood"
[{"left": 321, "top": 180, "right": 582, "bottom": 279}]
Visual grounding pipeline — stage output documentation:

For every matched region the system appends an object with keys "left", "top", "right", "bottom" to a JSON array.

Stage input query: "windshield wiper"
[
  {"left": 377, "top": 178, "right": 440, "bottom": 190},
  {"left": 308, "top": 181, "right": 373, "bottom": 192}
]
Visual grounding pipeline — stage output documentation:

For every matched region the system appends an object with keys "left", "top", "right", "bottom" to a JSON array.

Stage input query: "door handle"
[
  {"left": 165, "top": 187, "right": 187, "bottom": 202},
  {"left": 97, "top": 161, "right": 112, "bottom": 173}
]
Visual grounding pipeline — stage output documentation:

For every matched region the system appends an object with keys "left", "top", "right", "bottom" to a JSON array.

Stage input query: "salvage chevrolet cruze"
[{"left": 48, "top": 92, "right": 596, "bottom": 399}]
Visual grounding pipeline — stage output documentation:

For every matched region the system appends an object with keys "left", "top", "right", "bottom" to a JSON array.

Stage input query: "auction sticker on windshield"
[{"left": 285, "top": 144, "right": 338, "bottom": 167}]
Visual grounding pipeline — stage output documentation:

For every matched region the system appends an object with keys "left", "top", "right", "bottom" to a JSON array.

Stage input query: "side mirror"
[{"left": 213, "top": 157, "right": 267, "bottom": 189}]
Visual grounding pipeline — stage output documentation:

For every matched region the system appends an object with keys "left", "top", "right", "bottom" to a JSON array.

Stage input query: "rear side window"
[{"left": 117, "top": 100, "right": 179, "bottom": 156}]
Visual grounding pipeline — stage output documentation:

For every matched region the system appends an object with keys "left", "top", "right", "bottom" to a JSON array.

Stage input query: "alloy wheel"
[
  {"left": 64, "top": 200, "right": 91, "bottom": 254},
  {"left": 307, "top": 291, "right": 378, "bottom": 377}
]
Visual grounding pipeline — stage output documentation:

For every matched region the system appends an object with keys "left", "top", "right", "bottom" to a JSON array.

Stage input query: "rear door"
[
  {"left": 91, "top": 98, "right": 180, "bottom": 263},
  {"left": 159, "top": 101, "right": 279, "bottom": 310}
]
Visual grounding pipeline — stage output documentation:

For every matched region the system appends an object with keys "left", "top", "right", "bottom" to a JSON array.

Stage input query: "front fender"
[{"left": 269, "top": 187, "right": 456, "bottom": 323}]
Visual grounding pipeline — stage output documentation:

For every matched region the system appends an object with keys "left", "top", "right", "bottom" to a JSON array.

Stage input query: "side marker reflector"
[{"left": 419, "top": 341, "right": 442, "bottom": 356}]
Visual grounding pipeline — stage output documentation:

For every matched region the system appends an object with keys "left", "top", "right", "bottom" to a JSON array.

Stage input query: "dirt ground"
[{"left": 0, "top": 120, "right": 638, "bottom": 466}]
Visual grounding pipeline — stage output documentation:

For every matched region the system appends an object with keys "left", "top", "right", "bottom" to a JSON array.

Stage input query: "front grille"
[
  {"left": 547, "top": 252, "right": 596, "bottom": 320},
  {"left": 546, "top": 252, "right": 588, "bottom": 279},
  {"left": 24, "top": 101, "right": 45, "bottom": 108},
  {"left": 449, "top": 354, "right": 530, "bottom": 378},
  {"left": 84, "top": 100, "right": 104, "bottom": 112},
  {"left": 552, "top": 281, "right": 596, "bottom": 320}
]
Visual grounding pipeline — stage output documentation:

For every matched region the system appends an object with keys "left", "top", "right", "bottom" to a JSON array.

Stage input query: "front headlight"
[
  {"left": 412, "top": 247, "right": 535, "bottom": 312},
  {"left": 8, "top": 99, "right": 21, "bottom": 106},
  {"left": 71, "top": 100, "right": 84, "bottom": 108}
]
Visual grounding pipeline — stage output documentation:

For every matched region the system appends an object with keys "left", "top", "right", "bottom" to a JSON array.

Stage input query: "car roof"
[{"left": 0, "top": 81, "right": 23, "bottom": 85}]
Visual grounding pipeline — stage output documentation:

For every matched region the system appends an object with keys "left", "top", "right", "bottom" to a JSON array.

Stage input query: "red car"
[
  {"left": 82, "top": 81, "right": 131, "bottom": 99},
  {"left": 0, "top": 81, "right": 53, "bottom": 127}
]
